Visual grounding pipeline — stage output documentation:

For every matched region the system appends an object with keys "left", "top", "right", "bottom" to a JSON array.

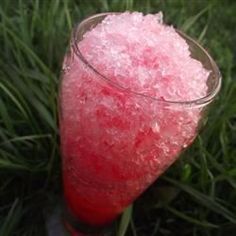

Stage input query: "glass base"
[
  {"left": 46, "top": 205, "right": 69, "bottom": 236},
  {"left": 46, "top": 204, "right": 114, "bottom": 236},
  {"left": 63, "top": 205, "right": 114, "bottom": 236}
]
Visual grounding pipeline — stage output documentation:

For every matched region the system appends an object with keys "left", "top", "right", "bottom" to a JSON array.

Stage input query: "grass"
[{"left": 0, "top": 0, "right": 236, "bottom": 235}]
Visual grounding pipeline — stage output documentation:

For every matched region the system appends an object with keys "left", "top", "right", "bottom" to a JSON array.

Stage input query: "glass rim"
[{"left": 72, "top": 12, "right": 222, "bottom": 107}]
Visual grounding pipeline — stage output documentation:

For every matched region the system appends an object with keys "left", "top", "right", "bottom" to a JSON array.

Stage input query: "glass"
[{"left": 59, "top": 13, "right": 221, "bottom": 235}]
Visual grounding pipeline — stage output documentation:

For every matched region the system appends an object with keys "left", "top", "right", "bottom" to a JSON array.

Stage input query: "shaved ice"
[{"left": 60, "top": 12, "right": 209, "bottom": 225}]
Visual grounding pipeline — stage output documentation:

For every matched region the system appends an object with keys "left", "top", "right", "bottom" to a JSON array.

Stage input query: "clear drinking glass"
[{"left": 59, "top": 13, "right": 221, "bottom": 235}]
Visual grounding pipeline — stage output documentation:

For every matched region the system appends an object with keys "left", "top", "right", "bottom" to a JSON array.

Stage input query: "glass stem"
[{"left": 64, "top": 220, "right": 111, "bottom": 236}]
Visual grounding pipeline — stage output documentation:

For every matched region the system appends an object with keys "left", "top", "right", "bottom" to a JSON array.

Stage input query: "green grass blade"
[
  {"left": 181, "top": 7, "right": 209, "bottom": 32},
  {"left": 0, "top": 134, "right": 51, "bottom": 146},
  {"left": 0, "top": 82, "right": 28, "bottom": 119},
  {"left": 198, "top": 24, "right": 208, "bottom": 43},
  {"left": 0, "top": 199, "right": 22, "bottom": 236},
  {"left": 165, "top": 205, "right": 218, "bottom": 228},
  {"left": 117, "top": 205, "right": 133, "bottom": 236},
  {"left": 164, "top": 177, "right": 236, "bottom": 224},
  {"left": 0, "top": 21, "right": 55, "bottom": 80},
  {"left": 0, "top": 98, "right": 14, "bottom": 133},
  {"left": 0, "top": 158, "right": 28, "bottom": 171},
  {"left": 125, "top": 0, "right": 134, "bottom": 11}
]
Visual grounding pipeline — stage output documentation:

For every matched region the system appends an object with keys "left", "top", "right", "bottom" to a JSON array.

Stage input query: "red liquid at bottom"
[{"left": 61, "top": 106, "right": 196, "bottom": 226}]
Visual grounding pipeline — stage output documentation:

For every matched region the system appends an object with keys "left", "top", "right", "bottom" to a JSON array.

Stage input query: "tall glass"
[{"left": 59, "top": 13, "right": 221, "bottom": 235}]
